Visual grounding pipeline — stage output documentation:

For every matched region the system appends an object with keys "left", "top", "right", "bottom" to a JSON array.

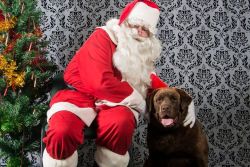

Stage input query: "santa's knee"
[
  {"left": 42, "top": 125, "right": 81, "bottom": 167},
  {"left": 44, "top": 126, "right": 83, "bottom": 159},
  {"left": 113, "top": 108, "right": 135, "bottom": 138},
  {"left": 96, "top": 106, "right": 136, "bottom": 155},
  {"left": 106, "top": 107, "right": 136, "bottom": 145},
  {"left": 43, "top": 111, "right": 84, "bottom": 159}
]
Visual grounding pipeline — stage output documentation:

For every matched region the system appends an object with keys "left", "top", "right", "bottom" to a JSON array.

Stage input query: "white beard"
[{"left": 106, "top": 19, "right": 162, "bottom": 98}]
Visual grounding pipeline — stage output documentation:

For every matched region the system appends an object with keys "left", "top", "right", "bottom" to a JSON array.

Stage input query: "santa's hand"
[
  {"left": 124, "top": 89, "right": 146, "bottom": 113},
  {"left": 183, "top": 101, "right": 196, "bottom": 128},
  {"left": 133, "top": 98, "right": 146, "bottom": 113},
  {"left": 95, "top": 89, "right": 146, "bottom": 113}
]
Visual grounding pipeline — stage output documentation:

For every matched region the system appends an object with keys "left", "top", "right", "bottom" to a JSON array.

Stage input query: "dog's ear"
[
  {"left": 175, "top": 88, "right": 192, "bottom": 112},
  {"left": 145, "top": 89, "right": 160, "bottom": 120}
]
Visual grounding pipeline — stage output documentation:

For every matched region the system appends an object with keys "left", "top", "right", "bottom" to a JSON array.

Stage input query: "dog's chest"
[{"left": 147, "top": 127, "right": 194, "bottom": 153}]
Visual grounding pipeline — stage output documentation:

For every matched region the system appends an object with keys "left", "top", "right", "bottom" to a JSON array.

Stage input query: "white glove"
[
  {"left": 95, "top": 88, "right": 146, "bottom": 113},
  {"left": 121, "top": 89, "right": 146, "bottom": 113},
  {"left": 183, "top": 101, "right": 196, "bottom": 128}
]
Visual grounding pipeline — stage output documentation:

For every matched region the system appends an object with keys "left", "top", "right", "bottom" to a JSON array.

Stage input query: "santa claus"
[{"left": 42, "top": 0, "right": 196, "bottom": 167}]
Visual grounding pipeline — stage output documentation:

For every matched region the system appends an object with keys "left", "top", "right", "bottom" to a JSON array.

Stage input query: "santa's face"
[
  {"left": 127, "top": 23, "right": 150, "bottom": 39},
  {"left": 121, "top": 22, "right": 157, "bottom": 54}
]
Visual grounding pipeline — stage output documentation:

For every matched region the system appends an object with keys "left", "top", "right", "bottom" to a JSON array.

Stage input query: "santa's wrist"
[
  {"left": 135, "top": 100, "right": 146, "bottom": 113},
  {"left": 95, "top": 88, "right": 145, "bottom": 112},
  {"left": 121, "top": 88, "right": 144, "bottom": 104}
]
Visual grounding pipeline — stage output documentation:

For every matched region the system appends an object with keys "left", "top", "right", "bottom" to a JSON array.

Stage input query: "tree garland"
[
  {"left": 0, "top": 55, "right": 25, "bottom": 94},
  {"left": 0, "top": 13, "right": 24, "bottom": 93},
  {"left": 0, "top": 0, "right": 56, "bottom": 166},
  {"left": 0, "top": 16, "right": 16, "bottom": 33}
]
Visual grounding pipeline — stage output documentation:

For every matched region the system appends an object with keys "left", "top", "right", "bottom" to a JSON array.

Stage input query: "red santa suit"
[
  {"left": 42, "top": 1, "right": 170, "bottom": 167},
  {"left": 42, "top": 26, "right": 168, "bottom": 163}
]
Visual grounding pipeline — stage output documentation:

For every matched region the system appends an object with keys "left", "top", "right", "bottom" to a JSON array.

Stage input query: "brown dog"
[{"left": 144, "top": 87, "right": 208, "bottom": 167}]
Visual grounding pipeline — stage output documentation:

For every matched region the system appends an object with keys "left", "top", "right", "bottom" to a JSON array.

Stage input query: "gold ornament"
[
  {"left": 0, "top": 54, "right": 25, "bottom": 91},
  {"left": 0, "top": 54, "right": 7, "bottom": 70},
  {"left": 0, "top": 34, "right": 6, "bottom": 43},
  {"left": 11, "top": 71, "right": 25, "bottom": 88},
  {"left": 0, "top": 16, "right": 17, "bottom": 33}
]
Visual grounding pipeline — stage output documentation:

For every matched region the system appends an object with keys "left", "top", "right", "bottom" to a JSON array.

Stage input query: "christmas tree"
[{"left": 0, "top": 0, "right": 56, "bottom": 166}]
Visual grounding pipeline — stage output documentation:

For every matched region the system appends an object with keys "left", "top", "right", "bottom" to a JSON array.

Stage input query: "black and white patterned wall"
[
  {"left": 39, "top": 0, "right": 250, "bottom": 167},
  {"left": 1, "top": 0, "right": 249, "bottom": 166}
]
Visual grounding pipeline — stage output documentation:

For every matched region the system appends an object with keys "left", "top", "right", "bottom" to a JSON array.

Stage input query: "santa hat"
[{"left": 118, "top": 0, "right": 160, "bottom": 34}]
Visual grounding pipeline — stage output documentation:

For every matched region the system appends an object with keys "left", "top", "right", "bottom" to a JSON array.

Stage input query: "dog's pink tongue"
[{"left": 161, "top": 119, "right": 174, "bottom": 126}]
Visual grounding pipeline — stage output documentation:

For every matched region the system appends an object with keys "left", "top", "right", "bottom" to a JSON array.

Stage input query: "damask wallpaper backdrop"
[{"left": 1, "top": 0, "right": 250, "bottom": 166}]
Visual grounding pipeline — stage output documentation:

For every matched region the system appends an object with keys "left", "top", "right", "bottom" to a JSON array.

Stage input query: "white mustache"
[{"left": 129, "top": 28, "right": 148, "bottom": 42}]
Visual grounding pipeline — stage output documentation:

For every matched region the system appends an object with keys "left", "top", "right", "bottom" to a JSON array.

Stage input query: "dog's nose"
[{"left": 161, "top": 106, "right": 169, "bottom": 112}]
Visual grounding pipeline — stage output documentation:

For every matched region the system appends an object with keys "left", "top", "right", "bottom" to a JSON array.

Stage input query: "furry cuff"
[
  {"left": 42, "top": 149, "right": 78, "bottom": 167},
  {"left": 47, "top": 102, "right": 97, "bottom": 126},
  {"left": 94, "top": 146, "right": 129, "bottom": 167}
]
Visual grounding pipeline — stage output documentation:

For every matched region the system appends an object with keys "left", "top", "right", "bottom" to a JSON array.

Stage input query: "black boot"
[{"left": 93, "top": 161, "right": 99, "bottom": 167}]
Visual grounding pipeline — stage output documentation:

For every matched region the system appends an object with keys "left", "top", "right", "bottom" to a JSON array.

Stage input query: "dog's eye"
[
  {"left": 172, "top": 97, "right": 177, "bottom": 101},
  {"left": 156, "top": 96, "right": 163, "bottom": 102},
  {"left": 170, "top": 95, "right": 178, "bottom": 101}
]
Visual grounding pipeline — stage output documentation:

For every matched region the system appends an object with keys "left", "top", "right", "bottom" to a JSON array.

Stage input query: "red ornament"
[
  {"left": 4, "top": 41, "right": 15, "bottom": 53},
  {"left": 31, "top": 55, "right": 47, "bottom": 72},
  {"left": 33, "top": 27, "right": 43, "bottom": 37},
  {"left": 3, "top": 32, "right": 22, "bottom": 53},
  {"left": 9, "top": 30, "right": 22, "bottom": 40},
  {"left": 0, "top": 10, "right": 5, "bottom": 21}
]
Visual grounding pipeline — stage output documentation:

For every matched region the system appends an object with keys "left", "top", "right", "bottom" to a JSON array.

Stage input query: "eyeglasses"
[
  {"left": 128, "top": 23, "right": 149, "bottom": 31},
  {"left": 127, "top": 23, "right": 151, "bottom": 37}
]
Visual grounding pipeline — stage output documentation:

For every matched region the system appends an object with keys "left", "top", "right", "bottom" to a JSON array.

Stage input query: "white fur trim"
[
  {"left": 128, "top": 2, "right": 160, "bottom": 34},
  {"left": 42, "top": 149, "right": 77, "bottom": 167},
  {"left": 95, "top": 88, "right": 145, "bottom": 122},
  {"left": 94, "top": 146, "right": 129, "bottom": 167},
  {"left": 95, "top": 101, "right": 139, "bottom": 124},
  {"left": 99, "top": 27, "right": 118, "bottom": 45},
  {"left": 47, "top": 102, "right": 97, "bottom": 127},
  {"left": 98, "top": 19, "right": 120, "bottom": 44},
  {"left": 151, "top": 71, "right": 156, "bottom": 75}
]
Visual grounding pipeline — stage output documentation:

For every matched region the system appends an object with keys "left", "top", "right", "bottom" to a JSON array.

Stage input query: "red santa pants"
[{"left": 42, "top": 106, "right": 136, "bottom": 159}]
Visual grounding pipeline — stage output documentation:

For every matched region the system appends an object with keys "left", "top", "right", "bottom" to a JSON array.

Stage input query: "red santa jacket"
[{"left": 47, "top": 28, "right": 167, "bottom": 126}]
